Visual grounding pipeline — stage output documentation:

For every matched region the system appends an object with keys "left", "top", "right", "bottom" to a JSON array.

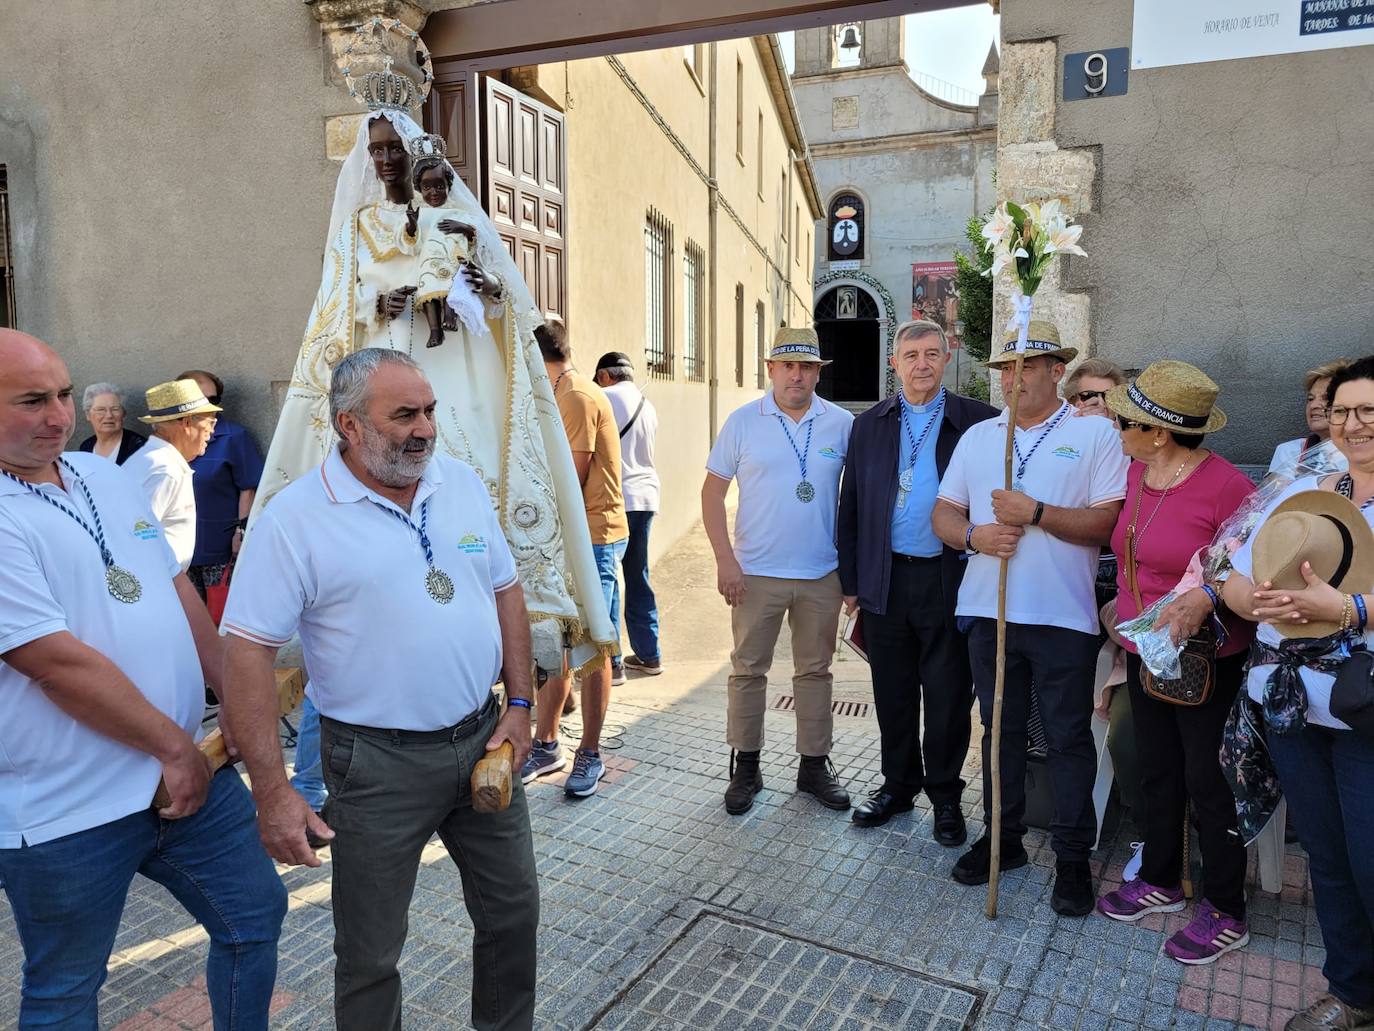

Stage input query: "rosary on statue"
[
  {"left": 897, "top": 389, "right": 945, "bottom": 510},
  {"left": 2, "top": 461, "right": 142, "bottom": 603},
  {"left": 774, "top": 413, "right": 816, "bottom": 503},
  {"left": 369, "top": 497, "right": 455, "bottom": 603}
]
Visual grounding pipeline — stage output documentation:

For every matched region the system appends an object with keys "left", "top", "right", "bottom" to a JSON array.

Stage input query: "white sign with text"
[{"left": 1133, "top": 0, "right": 1374, "bottom": 69}]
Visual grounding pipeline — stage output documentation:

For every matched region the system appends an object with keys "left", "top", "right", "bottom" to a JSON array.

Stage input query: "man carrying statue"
[{"left": 252, "top": 20, "right": 615, "bottom": 686}]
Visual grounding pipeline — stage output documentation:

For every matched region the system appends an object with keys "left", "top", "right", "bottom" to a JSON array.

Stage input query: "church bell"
[{"left": 839, "top": 25, "right": 861, "bottom": 51}]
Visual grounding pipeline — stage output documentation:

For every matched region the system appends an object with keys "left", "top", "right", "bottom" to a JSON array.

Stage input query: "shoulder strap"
[
  {"left": 1124, "top": 479, "right": 1145, "bottom": 612},
  {"left": 619, "top": 396, "right": 646, "bottom": 439}
]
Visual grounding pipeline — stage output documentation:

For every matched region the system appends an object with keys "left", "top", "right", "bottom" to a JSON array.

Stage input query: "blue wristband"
[
  {"left": 1355, "top": 593, "right": 1367, "bottom": 632},
  {"left": 965, "top": 524, "right": 978, "bottom": 553},
  {"left": 1200, "top": 584, "right": 1221, "bottom": 610},
  {"left": 506, "top": 697, "right": 532, "bottom": 710}
]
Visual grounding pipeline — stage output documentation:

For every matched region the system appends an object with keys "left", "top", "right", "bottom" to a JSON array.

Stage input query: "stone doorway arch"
[{"left": 813, "top": 270, "right": 899, "bottom": 404}]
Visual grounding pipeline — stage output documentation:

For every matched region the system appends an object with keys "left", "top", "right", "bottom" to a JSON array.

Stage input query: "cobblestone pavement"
[{"left": 0, "top": 526, "right": 1332, "bottom": 1030}]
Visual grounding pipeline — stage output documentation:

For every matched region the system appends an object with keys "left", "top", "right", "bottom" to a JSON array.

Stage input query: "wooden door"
[
  {"left": 484, "top": 78, "right": 568, "bottom": 323},
  {"left": 423, "top": 69, "right": 482, "bottom": 197}
]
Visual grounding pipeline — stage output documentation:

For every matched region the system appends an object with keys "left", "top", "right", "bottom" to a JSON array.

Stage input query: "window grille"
[
  {"left": 684, "top": 242, "right": 705, "bottom": 382},
  {"left": 755, "top": 301, "right": 767, "bottom": 388},
  {"left": 644, "top": 209, "right": 674, "bottom": 380},
  {"left": 734, "top": 285, "right": 745, "bottom": 387},
  {"left": 0, "top": 167, "right": 14, "bottom": 329}
]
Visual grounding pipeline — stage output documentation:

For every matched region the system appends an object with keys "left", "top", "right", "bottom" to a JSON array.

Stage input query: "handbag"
[
  {"left": 205, "top": 562, "right": 234, "bottom": 627},
  {"left": 1124, "top": 487, "right": 1217, "bottom": 707},
  {"left": 1331, "top": 647, "right": 1374, "bottom": 740}
]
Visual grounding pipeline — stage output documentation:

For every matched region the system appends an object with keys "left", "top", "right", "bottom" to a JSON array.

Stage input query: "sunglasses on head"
[{"left": 1071, "top": 390, "right": 1107, "bottom": 404}]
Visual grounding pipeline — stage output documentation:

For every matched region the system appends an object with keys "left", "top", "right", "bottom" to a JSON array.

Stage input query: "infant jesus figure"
[{"left": 403, "top": 138, "right": 495, "bottom": 349}]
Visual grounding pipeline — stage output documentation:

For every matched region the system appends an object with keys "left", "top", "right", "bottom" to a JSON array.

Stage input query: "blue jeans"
[
  {"left": 291, "top": 692, "right": 327, "bottom": 811},
  {"left": 0, "top": 769, "right": 287, "bottom": 1029},
  {"left": 1268, "top": 725, "right": 1374, "bottom": 1008},
  {"left": 621, "top": 511, "right": 660, "bottom": 662},
  {"left": 592, "top": 537, "right": 628, "bottom": 664}
]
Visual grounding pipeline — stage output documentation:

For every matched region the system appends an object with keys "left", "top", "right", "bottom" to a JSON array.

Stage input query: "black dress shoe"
[
  {"left": 932, "top": 802, "right": 967, "bottom": 847},
  {"left": 725, "top": 750, "right": 763, "bottom": 815},
  {"left": 852, "top": 788, "right": 914, "bottom": 827},
  {"left": 1051, "top": 859, "right": 1094, "bottom": 916},
  {"left": 951, "top": 833, "right": 1028, "bottom": 885},
  {"left": 796, "top": 755, "right": 851, "bottom": 811}
]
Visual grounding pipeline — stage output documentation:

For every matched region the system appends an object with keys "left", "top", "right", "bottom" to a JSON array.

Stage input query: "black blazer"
[
  {"left": 79, "top": 428, "right": 147, "bottom": 465},
  {"left": 837, "top": 391, "right": 997, "bottom": 618}
]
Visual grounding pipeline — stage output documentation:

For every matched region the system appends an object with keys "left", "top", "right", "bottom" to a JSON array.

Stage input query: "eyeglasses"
[
  {"left": 1116, "top": 418, "right": 1144, "bottom": 431},
  {"left": 1327, "top": 404, "right": 1374, "bottom": 426},
  {"left": 1071, "top": 390, "right": 1107, "bottom": 404},
  {"left": 87, "top": 406, "right": 124, "bottom": 417}
]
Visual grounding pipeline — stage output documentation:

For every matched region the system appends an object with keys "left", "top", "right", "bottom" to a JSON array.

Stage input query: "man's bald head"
[{"left": 0, "top": 329, "right": 76, "bottom": 479}]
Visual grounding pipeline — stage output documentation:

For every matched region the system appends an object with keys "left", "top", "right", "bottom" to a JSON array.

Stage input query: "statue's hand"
[
  {"left": 463, "top": 263, "right": 502, "bottom": 299},
  {"left": 379, "top": 286, "right": 417, "bottom": 320},
  {"left": 405, "top": 204, "right": 419, "bottom": 238},
  {"left": 438, "top": 219, "right": 477, "bottom": 246}
]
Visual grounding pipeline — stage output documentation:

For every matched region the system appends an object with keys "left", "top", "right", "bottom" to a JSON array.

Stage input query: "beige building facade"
[{"left": 0, "top": 2, "right": 818, "bottom": 561}]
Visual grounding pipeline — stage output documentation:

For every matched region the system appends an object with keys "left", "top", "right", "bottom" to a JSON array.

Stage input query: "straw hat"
[
  {"left": 139, "top": 379, "right": 223, "bottom": 424},
  {"left": 1105, "top": 360, "right": 1227, "bottom": 435},
  {"left": 767, "top": 326, "right": 830, "bottom": 365},
  {"left": 1251, "top": 490, "right": 1374, "bottom": 639},
  {"left": 984, "top": 319, "right": 1078, "bottom": 367}
]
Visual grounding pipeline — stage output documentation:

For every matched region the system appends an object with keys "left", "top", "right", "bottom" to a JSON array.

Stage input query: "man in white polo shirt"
[
  {"left": 123, "top": 378, "right": 221, "bottom": 571},
  {"left": 222, "top": 348, "right": 538, "bottom": 1031},
  {"left": 702, "top": 326, "right": 855, "bottom": 816},
  {"left": 933, "top": 320, "right": 1128, "bottom": 917},
  {"left": 0, "top": 330, "right": 285, "bottom": 1028}
]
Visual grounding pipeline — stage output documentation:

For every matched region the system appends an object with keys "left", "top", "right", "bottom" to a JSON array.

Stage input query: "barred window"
[
  {"left": 734, "top": 284, "right": 745, "bottom": 388},
  {"left": 0, "top": 167, "right": 15, "bottom": 329},
  {"left": 755, "top": 301, "right": 767, "bottom": 389},
  {"left": 683, "top": 242, "right": 705, "bottom": 382},
  {"left": 644, "top": 208, "right": 674, "bottom": 380}
]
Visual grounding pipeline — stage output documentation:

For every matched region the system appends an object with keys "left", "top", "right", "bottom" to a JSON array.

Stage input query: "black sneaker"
[
  {"left": 951, "top": 833, "right": 1029, "bottom": 885},
  {"left": 1051, "top": 859, "right": 1095, "bottom": 916}
]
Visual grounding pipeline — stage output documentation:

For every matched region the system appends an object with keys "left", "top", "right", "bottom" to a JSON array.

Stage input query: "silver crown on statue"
[
  {"left": 409, "top": 133, "right": 447, "bottom": 161},
  {"left": 340, "top": 17, "right": 433, "bottom": 112}
]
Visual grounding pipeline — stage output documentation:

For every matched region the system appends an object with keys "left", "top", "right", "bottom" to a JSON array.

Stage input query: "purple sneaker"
[
  {"left": 1097, "top": 878, "right": 1186, "bottom": 923},
  {"left": 1164, "top": 901, "right": 1249, "bottom": 965}
]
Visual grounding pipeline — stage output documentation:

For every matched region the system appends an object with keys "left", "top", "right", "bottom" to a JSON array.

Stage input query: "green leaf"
[{"left": 1006, "top": 201, "right": 1028, "bottom": 223}]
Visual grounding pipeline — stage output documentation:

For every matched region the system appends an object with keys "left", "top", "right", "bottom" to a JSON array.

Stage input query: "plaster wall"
[
  {"left": 1002, "top": 0, "right": 1374, "bottom": 463},
  {"left": 0, "top": 0, "right": 343, "bottom": 450}
]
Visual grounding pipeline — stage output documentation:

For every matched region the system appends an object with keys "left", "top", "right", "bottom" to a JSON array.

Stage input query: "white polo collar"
[
  {"left": 995, "top": 401, "right": 1072, "bottom": 431},
  {"left": 0, "top": 457, "right": 89, "bottom": 500},
  {"left": 319, "top": 444, "right": 444, "bottom": 513},
  {"left": 141, "top": 434, "right": 192, "bottom": 473},
  {"left": 759, "top": 390, "right": 825, "bottom": 424}
]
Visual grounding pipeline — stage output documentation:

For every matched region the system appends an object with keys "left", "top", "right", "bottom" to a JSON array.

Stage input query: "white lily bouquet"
[{"left": 980, "top": 198, "right": 1087, "bottom": 347}]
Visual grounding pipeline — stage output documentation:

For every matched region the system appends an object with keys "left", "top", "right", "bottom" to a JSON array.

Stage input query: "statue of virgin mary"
[{"left": 252, "top": 88, "right": 613, "bottom": 673}]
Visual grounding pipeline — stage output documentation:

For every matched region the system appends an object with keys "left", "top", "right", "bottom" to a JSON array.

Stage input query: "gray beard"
[{"left": 357, "top": 421, "right": 434, "bottom": 487}]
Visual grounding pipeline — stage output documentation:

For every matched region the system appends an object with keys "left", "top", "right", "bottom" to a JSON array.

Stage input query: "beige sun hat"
[
  {"left": 767, "top": 326, "right": 831, "bottom": 365},
  {"left": 984, "top": 319, "right": 1078, "bottom": 367},
  {"left": 1105, "top": 360, "right": 1227, "bottom": 435},
  {"left": 1251, "top": 490, "right": 1374, "bottom": 639},
  {"left": 139, "top": 379, "right": 223, "bottom": 424}
]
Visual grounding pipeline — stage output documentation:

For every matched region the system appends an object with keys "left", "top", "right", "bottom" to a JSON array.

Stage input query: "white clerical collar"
[
  {"left": 901, "top": 388, "right": 945, "bottom": 415},
  {"left": 321, "top": 445, "right": 444, "bottom": 513}
]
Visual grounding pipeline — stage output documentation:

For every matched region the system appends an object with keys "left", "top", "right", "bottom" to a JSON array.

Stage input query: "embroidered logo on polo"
[
  {"left": 1051, "top": 446, "right": 1082, "bottom": 461},
  {"left": 132, "top": 520, "right": 160, "bottom": 540},
  {"left": 818, "top": 447, "right": 845, "bottom": 461},
  {"left": 458, "top": 533, "right": 488, "bottom": 554}
]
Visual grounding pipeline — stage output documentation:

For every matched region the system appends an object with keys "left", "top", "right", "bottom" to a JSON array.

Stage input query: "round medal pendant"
[
  {"left": 425, "top": 567, "right": 455, "bottom": 604},
  {"left": 106, "top": 565, "right": 143, "bottom": 604},
  {"left": 898, "top": 468, "right": 914, "bottom": 493},
  {"left": 795, "top": 480, "right": 816, "bottom": 504}
]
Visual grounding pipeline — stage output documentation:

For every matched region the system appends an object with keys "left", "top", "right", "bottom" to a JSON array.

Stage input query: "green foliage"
[
  {"left": 955, "top": 213, "right": 993, "bottom": 364},
  {"left": 961, "top": 370, "right": 991, "bottom": 403}
]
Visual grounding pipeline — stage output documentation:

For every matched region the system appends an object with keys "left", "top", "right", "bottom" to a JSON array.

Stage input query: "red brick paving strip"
[{"left": 112, "top": 976, "right": 293, "bottom": 1031}]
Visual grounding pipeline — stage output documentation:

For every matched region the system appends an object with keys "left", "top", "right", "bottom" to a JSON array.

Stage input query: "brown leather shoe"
[
  {"left": 1285, "top": 995, "right": 1374, "bottom": 1030},
  {"left": 796, "top": 755, "right": 851, "bottom": 811},
  {"left": 725, "top": 750, "right": 763, "bottom": 815}
]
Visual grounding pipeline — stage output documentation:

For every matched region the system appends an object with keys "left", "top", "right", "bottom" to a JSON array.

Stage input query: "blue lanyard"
[
  {"left": 2, "top": 460, "right": 116, "bottom": 568},
  {"left": 900, "top": 389, "right": 945, "bottom": 471},
  {"left": 369, "top": 496, "right": 437, "bottom": 568},
  {"left": 1012, "top": 403, "right": 1071, "bottom": 484},
  {"left": 773, "top": 412, "right": 814, "bottom": 482}
]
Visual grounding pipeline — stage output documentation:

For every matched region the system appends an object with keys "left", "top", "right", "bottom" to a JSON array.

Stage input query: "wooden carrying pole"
[{"left": 986, "top": 352, "right": 1026, "bottom": 920}]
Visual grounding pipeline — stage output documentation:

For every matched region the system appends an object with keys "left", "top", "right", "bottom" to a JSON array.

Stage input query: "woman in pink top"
[{"left": 1097, "top": 362, "right": 1256, "bottom": 966}]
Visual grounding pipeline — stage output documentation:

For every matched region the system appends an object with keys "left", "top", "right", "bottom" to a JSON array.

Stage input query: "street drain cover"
[{"left": 586, "top": 910, "right": 984, "bottom": 1030}]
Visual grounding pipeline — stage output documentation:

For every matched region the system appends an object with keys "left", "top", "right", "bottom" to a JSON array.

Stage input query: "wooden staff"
[
  {"left": 153, "top": 667, "right": 306, "bottom": 809},
  {"left": 986, "top": 351, "right": 1026, "bottom": 920}
]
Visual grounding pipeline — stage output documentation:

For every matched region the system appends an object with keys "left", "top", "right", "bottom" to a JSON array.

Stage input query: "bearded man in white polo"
[
  {"left": 222, "top": 348, "right": 538, "bottom": 1031},
  {"left": 702, "top": 326, "right": 855, "bottom": 815},
  {"left": 0, "top": 330, "right": 285, "bottom": 1028},
  {"left": 932, "top": 321, "right": 1128, "bottom": 917}
]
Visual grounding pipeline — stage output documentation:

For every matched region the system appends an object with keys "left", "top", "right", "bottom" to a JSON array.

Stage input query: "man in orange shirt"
[{"left": 528, "top": 320, "right": 628, "bottom": 797}]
